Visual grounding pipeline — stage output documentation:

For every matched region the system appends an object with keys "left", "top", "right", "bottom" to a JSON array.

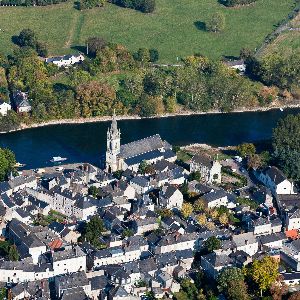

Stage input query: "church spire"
[{"left": 111, "top": 109, "right": 118, "bottom": 133}]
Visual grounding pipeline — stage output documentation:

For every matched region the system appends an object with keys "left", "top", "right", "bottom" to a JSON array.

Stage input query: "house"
[
  {"left": 281, "top": 240, "right": 300, "bottom": 271},
  {"left": 201, "top": 252, "right": 233, "bottom": 279},
  {"left": 190, "top": 154, "right": 222, "bottom": 184},
  {"left": 286, "top": 208, "right": 300, "bottom": 231},
  {"left": 105, "top": 113, "right": 176, "bottom": 172},
  {"left": 0, "top": 99, "right": 11, "bottom": 116},
  {"left": 55, "top": 271, "right": 91, "bottom": 299},
  {"left": 258, "top": 232, "right": 287, "bottom": 250},
  {"left": 232, "top": 232, "right": 258, "bottom": 256},
  {"left": 202, "top": 189, "right": 228, "bottom": 209},
  {"left": 130, "top": 176, "right": 152, "bottom": 195},
  {"left": 224, "top": 59, "right": 246, "bottom": 73},
  {"left": 257, "top": 166, "right": 295, "bottom": 196},
  {"left": 159, "top": 184, "right": 183, "bottom": 210},
  {"left": 45, "top": 54, "right": 85, "bottom": 68},
  {"left": 12, "top": 91, "right": 32, "bottom": 113},
  {"left": 132, "top": 217, "right": 159, "bottom": 235},
  {"left": 52, "top": 246, "right": 86, "bottom": 276}
]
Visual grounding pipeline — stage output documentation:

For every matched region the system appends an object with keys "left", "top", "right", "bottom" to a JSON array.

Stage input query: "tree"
[
  {"left": 247, "top": 154, "right": 261, "bottom": 170},
  {"left": 0, "top": 148, "right": 16, "bottom": 181},
  {"left": 87, "top": 37, "right": 107, "bottom": 57},
  {"left": 289, "top": 291, "right": 300, "bottom": 300},
  {"left": 8, "top": 244, "right": 20, "bottom": 261},
  {"left": 17, "top": 29, "right": 37, "bottom": 48},
  {"left": 88, "top": 186, "right": 98, "bottom": 198},
  {"left": 203, "top": 236, "right": 221, "bottom": 253},
  {"left": 181, "top": 203, "right": 193, "bottom": 219},
  {"left": 227, "top": 279, "right": 250, "bottom": 300},
  {"left": 134, "top": 48, "right": 151, "bottom": 65},
  {"left": 82, "top": 216, "right": 105, "bottom": 249},
  {"left": 237, "top": 143, "right": 256, "bottom": 158},
  {"left": 140, "top": 0, "right": 155, "bottom": 13},
  {"left": 157, "top": 208, "right": 173, "bottom": 218},
  {"left": 194, "top": 198, "right": 206, "bottom": 212},
  {"left": 219, "top": 213, "right": 229, "bottom": 225},
  {"left": 218, "top": 267, "right": 245, "bottom": 293},
  {"left": 206, "top": 12, "right": 225, "bottom": 32},
  {"left": 245, "top": 256, "right": 279, "bottom": 296},
  {"left": 138, "top": 160, "right": 149, "bottom": 174},
  {"left": 0, "top": 288, "right": 6, "bottom": 300},
  {"left": 196, "top": 214, "right": 207, "bottom": 226},
  {"left": 149, "top": 48, "right": 159, "bottom": 62},
  {"left": 273, "top": 114, "right": 300, "bottom": 179}
]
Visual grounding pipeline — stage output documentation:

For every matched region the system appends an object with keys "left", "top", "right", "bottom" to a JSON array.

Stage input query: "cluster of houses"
[
  {"left": 0, "top": 53, "right": 84, "bottom": 117},
  {"left": 1, "top": 115, "right": 300, "bottom": 299}
]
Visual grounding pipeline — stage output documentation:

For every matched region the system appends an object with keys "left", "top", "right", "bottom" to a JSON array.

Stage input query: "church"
[{"left": 105, "top": 113, "right": 177, "bottom": 172}]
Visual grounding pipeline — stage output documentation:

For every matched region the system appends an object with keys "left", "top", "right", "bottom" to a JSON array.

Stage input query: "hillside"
[{"left": 0, "top": 0, "right": 295, "bottom": 62}]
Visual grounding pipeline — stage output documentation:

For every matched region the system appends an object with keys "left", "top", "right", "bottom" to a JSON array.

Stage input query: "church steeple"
[{"left": 106, "top": 111, "right": 121, "bottom": 172}]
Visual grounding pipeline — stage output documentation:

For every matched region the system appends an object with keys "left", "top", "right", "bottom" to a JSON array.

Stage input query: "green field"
[{"left": 0, "top": 0, "right": 295, "bottom": 62}]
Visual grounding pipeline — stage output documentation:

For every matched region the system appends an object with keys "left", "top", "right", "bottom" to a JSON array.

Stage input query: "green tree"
[
  {"left": 273, "top": 114, "right": 300, "bottom": 179},
  {"left": 8, "top": 244, "right": 20, "bottom": 261},
  {"left": 88, "top": 186, "right": 98, "bottom": 198},
  {"left": 206, "top": 12, "right": 225, "bottom": 32},
  {"left": 0, "top": 288, "right": 6, "bottom": 300},
  {"left": 87, "top": 36, "right": 107, "bottom": 57},
  {"left": 17, "top": 28, "right": 37, "bottom": 48},
  {"left": 203, "top": 236, "right": 221, "bottom": 253},
  {"left": 82, "top": 216, "right": 105, "bottom": 249},
  {"left": 237, "top": 143, "right": 256, "bottom": 158},
  {"left": 0, "top": 148, "right": 16, "bottom": 181},
  {"left": 149, "top": 48, "right": 159, "bottom": 62},
  {"left": 218, "top": 267, "right": 245, "bottom": 293}
]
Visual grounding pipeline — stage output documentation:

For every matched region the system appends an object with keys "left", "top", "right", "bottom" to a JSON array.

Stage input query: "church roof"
[{"left": 119, "top": 134, "right": 172, "bottom": 159}]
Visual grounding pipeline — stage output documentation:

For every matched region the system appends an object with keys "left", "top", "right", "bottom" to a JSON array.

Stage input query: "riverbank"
[{"left": 1, "top": 101, "right": 300, "bottom": 135}]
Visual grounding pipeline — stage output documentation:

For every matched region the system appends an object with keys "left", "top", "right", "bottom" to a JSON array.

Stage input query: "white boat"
[
  {"left": 14, "top": 162, "right": 26, "bottom": 168},
  {"left": 50, "top": 156, "right": 67, "bottom": 163},
  {"left": 280, "top": 108, "right": 284, "bottom": 112}
]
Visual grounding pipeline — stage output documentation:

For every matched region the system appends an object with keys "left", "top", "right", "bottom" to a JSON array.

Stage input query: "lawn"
[{"left": 0, "top": 0, "right": 295, "bottom": 62}]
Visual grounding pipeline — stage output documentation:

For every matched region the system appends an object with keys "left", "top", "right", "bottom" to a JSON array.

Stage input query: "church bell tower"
[{"left": 106, "top": 111, "right": 121, "bottom": 172}]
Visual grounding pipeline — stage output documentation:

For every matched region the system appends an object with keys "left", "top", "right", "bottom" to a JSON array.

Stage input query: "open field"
[{"left": 0, "top": 0, "right": 295, "bottom": 62}]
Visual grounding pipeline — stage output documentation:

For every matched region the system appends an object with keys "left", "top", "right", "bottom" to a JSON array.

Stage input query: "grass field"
[
  {"left": 0, "top": 0, "right": 295, "bottom": 62},
  {"left": 261, "top": 12, "right": 300, "bottom": 56}
]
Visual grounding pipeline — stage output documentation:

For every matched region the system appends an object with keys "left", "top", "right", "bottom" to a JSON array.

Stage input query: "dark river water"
[{"left": 0, "top": 108, "right": 299, "bottom": 169}]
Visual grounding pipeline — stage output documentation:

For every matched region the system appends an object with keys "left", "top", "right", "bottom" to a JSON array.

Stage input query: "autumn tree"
[
  {"left": 196, "top": 214, "right": 207, "bottom": 226},
  {"left": 181, "top": 203, "right": 193, "bottom": 219},
  {"left": 219, "top": 213, "right": 229, "bottom": 225},
  {"left": 245, "top": 256, "right": 279, "bottom": 296},
  {"left": 87, "top": 37, "right": 107, "bottom": 57},
  {"left": 194, "top": 198, "right": 206, "bottom": 212}
]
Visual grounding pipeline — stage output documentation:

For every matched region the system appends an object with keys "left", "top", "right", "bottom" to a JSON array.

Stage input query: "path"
[{"left": 64, "top": 10, "right": 85, "bottom": 49}]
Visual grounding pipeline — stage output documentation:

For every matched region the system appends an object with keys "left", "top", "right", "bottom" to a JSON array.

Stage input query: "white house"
[
  {"left": 0, "top": 100, "right": 11, "bottom": 116},
  {"left": 190, "top": 154, "right": 222, "bottom": 184},
  {"left": 45, "top": 54, "right": 85, "bottom": 68},
  {"left": 159, "top": 184, "right": 183, "bottom": 210},
  {"left": 286, "top": 208, "right": 300, "bottom": 231},
  {"left": 202, "top": 189, "right": 228, "bottom": 209},
  {"left": 257, "top": 166, "right": 295, "bottom": 196},
  {"left": 232, "top": 232, "right": 258, "bottom": 256}
]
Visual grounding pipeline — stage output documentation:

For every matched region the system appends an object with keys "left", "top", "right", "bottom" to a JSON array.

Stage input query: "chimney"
[{"left": 245, "top": 239, "right": 249, "bottom": 245}]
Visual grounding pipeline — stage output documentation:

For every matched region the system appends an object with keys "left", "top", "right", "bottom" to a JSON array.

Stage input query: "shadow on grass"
[
  {"left": 74, "top": 1, "right": 80, "bottom": 10},
  {"left": 11, "top": 35, "right": 20, "bottom": 46},
  {"left": 194, "top": 21, "right": 206, "bottom": 31},
  {"left": 71, "top": 45, "right": 86, "bottom": 53}
]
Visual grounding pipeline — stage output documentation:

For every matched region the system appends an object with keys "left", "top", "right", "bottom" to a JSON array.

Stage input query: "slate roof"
[
  {"left": 202, "top": 252, "right": 233, "bottom": 267},
  {"left": 263, "top": 166, "right": 287, "bottom": 184},
  {"left": 191, "top": 154, "right": 213, "bottom": 168},
  {"left": 232, "top": 232, "right": 257, "bottom": 247},
  {"left": 56, "top": 271, "right": 89, "bottom": 289},
  {"left": 259, "top": 232, "right": 286, "bottom": 245},
  {"left": 61, "top": 287, "right": 88, "bottom": 300},
  {"left": 161, "top": 184, "right": 178, "bottom": 199},
  {"left": 203, "top": 189, "right": 227, "bottom": 203},
  {"left": 119, "top": 134, "right": 172, "bottom": 159},
  {"left": 131, "top": 176, "right": 149, "bottom": 187},
  {"left": 124, "top": 150, "right": 164, "bottom": 167},
  {"left": 52, "top": 246, "right": 85, "bottom": 262}
]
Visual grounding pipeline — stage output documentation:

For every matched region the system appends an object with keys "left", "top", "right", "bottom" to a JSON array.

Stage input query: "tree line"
[{"left": 219, "top": 0, "right": 256, "bottom": 6}]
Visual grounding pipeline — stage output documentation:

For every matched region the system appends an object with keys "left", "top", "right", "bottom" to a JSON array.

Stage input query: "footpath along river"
[{"left": 0, "top": 108, "right": 299, "bottom": 169}]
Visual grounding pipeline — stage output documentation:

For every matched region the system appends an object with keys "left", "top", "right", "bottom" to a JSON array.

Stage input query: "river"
[{"left": 0, "top": 108, "right": 299, "bottom": 169}]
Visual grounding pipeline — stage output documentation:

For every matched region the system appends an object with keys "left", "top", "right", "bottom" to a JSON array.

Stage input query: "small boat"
[
  {"left": 14, "top": 162, "right": 26, "bottom": 168},
  {"left": 280, "top": 108, "right": 284, "bottom": 112},
  {"left": 50, "top": 156, "right": 67, "bottom": 163}
]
